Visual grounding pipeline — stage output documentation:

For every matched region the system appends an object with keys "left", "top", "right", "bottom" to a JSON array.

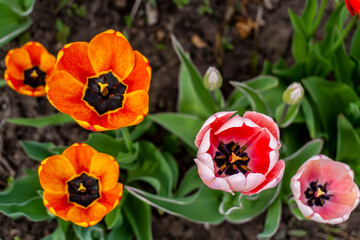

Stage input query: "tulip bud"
[
  {"left": 203, "top": 67, "right": 223, "bottom": 91},
  {"left": 282, "top": 82, "right": 304, "bottom": 105}
]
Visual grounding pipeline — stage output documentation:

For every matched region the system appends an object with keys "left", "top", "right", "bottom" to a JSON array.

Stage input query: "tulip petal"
[
  {"left": 63, "top": 143, "right": 98, "bottom": 174},
  {"left": 43, "top": 192, "right": 73, "bottom": 221},
  {"left": 46, "top": 70, "right": 93, "bottom": 118},
  {"left": 225, "top": 172, "right": 246, "bottom": 192},
  {"left": 97, "top": 183, "right": 123, "bottom": 212},
  {"left": 56, "top": 42, "right": 95, "bottom": 84},
  {"left": 243, "top": 173, "right": 266, "bottom": 193},
  {"left": 122, "top": 51, "right": 151, "bottom": 93},
  {"left": 67, "top": 202, "right": 107, "bottom": 227},
  {"left": 243, "top": 160, "right": 285, "bottom": 195},
  {"left": 40, "top": 52, "right": 56, "bottom": 74},
  {"left": 39, "top": 155, "right": 76, "bottom": 194},
  {"left": 5, "top": 48, "right": 32, "bottom": 80},
  {"left": 195, "top": 111, "right": 236, "bottom": 148},
  {"left": 243, "top": 111, "right": 280, "bottom": 142},
  {"left": 90, "top": 153, "right": 119, "bottom": 191},
  {"left": 88, "top": 30, "right": 135, "bottom": 80},
  {"left": 197, "top": 152, "right": 215, "bottom": 171},
  {"left": 23, "top": 41, "right": 48, "bottom": 66}
]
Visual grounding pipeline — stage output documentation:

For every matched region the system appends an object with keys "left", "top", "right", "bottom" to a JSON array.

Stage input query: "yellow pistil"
[
  {"left": 230, "top": 152, "right": 248, "bottom": 164},
  {"left": 315, "top": 187, "right": 325, "bottom": 198},
  {"left": 78, "top": 183, "right": 87, "bottom": 193},
  {"left": 30, "top": 70, "right": 38, "bottom": 78},
  {"left": 98, "top": 82, "right": 109, "bottom": 96}
]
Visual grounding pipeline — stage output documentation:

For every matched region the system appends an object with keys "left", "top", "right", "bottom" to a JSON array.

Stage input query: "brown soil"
[{"left": 0, "top": 0, "right": 359, "bottom": 239}]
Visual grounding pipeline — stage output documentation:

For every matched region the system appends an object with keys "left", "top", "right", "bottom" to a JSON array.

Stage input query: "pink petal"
[
  {"left": 243, "top": 160, "right": 285, "bottom": 195},
  {"left": 196, "top": 153, "right": 215, "bottom": 171},
  {"left": 195, "top": 111, "right": 235, "bottom": 148},
  {"left": 224, "top": 172, "right": 246, "bottom": 192},
  {"left": 209, "top": 178, "right": 233, "bottom": 194},
  {"left": 290, "top": 179, "right": 301, "bottom": 199},
  {"left": 197, "top": 129, "right": 211, "bottom": 155},
  {"left": 243, "top": 173, "right": 266, "bottom": 193},
  {"left": 295, "top": 199, "right": 314, "bottom": 217},
  {"left": 243, "top": 111, "right": 280, "bottom": 142}
]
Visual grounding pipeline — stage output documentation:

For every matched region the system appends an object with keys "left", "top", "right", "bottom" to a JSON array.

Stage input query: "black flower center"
[
  {"left": 24, "top": 66, "right": 46, "bottom": 88},
  {"left": 214, "top": 141, "right": 250, "bottom": 176},
  {"left": 305, "top": 181, "right": 332, "bottom": 207},
  {"left": 67, "top": 173, "right": 100, "bottom": 208},
  {"left": 83, "top": 71, "right": 127, "bottom": 115}
]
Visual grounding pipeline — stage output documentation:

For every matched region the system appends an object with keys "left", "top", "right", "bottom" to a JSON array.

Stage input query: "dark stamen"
[
  {"left": 305, "top": 181, "right": 332, "bottom": 207},
  {"left": 83, "top": 71, "right": 127, "bottom": 115},
  {"left": 214, "top": 141, "right": 250, "bottom": 176},
  {"left": 67, "top": 173, "right": 100, "bottom": 207},
  {"left": 24, "top": 66, "right": 46, "bottom": 88}
]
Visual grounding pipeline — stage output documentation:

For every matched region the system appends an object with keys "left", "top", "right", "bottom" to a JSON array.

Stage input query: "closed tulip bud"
[
  {"left": 203, "top": 67, "right": 223, "bottom": 91},
  {"left": 282, "top": 82, "right": 304, "bottom": 105}
]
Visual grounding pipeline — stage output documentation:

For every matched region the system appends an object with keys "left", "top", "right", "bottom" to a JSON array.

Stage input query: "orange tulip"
[
  {"left": 345, "top": 0, "right": 360, "bottom": 17},
  {"left": 38, "top": 143, "right": 123, "bottom": 227},
  {"left": 4, "top": 41, "right": 56, "bottom": 97},
  {"left": 46, "top": 30, "right": 151, "bottom": 131}
]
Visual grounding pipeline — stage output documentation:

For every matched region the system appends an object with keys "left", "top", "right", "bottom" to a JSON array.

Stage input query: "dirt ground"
[{"left": 0, "top": 0, "right": 360, "bottom": 239}]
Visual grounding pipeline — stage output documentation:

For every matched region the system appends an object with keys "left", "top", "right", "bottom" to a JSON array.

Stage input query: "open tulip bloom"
[
  {"left": 4, "top": 41, "right": 56, "bottom": 97},
  {"left": 194, "top": 111, "right": 285, "bottom": 195},
  {"left": 38, "top": 143, "right": 123, "bottom": 227},
  {"left": 46, "top": 29, "right": 151, "bottom": 131},
  {"left": 291, "top": 155, "right": 360, "bottom": 224}
]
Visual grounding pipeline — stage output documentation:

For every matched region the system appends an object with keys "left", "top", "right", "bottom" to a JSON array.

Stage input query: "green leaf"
[
  {"left": 275, "top": 102, "right": 301, "bottom": 128},
  {"left": 242, "top": 75, "right": 279, "bottom": 91},
  {"left": 0, "top": 79, "right": 6, "bottom": 87},
  {"left": 331, "top": 28, "right": 356, "bottom": 86},
  {"left": 149, "top": 113, "right": 203, "bottom": 152},
  {"left": 85, "top": 133, "right": 126, "bottom": 157},
  {"left": 7, "top": 113, "right": 74, "bottom": 127},
  {"left": 301, "top": 97, "right": 316, "bottom": 139},
  {"left": 105, "top": 204, "right": 122, "bottom": 230},
  {"left": 281, "top": 139, "right": 324, "bottom": 196},
  {"left": 324, "top": 3, "right": 345, "bottom": 32},
  {"left": 225, "top": 186, "right": 280, "bottom": 223},
  {"left": 127, "top": 141, "right": 173, "bottom": 196},
  {"left": 230, "top": 81, "right": 269, "bottom": 114},
  {"left": 257, "top": 198, "right": 282, "bottom": 240},
  {"left": 351, "top": 24, "right": 360, "bottom": 60},
  {"left": 273, "top": 62, "right": 306, "bottom": 82},
  {"left": 130, "top": 117, "right": 153, "bottom": 141},
  {"left": 115, "top": 142, "right": 140, "bottom": 169},
  {"left": 291, "top": 32, "right": 308, "bottom": 62},
  {"left": 123, "top": 193, "right": 152, "bottom": 240},
  {"left": 73, "top": 224, "right": 105, "bottom": 240},
  {"left": 177, "top": 63, "right": 210, "bottom": 118},
  {"left": 287, "top": 197, "right": 308, "bottom": 221},
  {"left": 171, "top": 35, "right": 216, "bottom": 115},
  {"left": 107, "top": 216, "right": 133, "bottom": 240},
  {"left": 303, "top": 77, "right": 360, "bottom": 141},
  {"left": 305, "top": 46, "right": 331, "bottom": 76},
  {"left": 0, "top": 169, "right": 50, "bottom": 221},
  {"left": 162, "top": 152, "right": 179, "bottom": 189},
  {"left": 126, "top": 186, "right": 224, "bottom": 224},
  {"left": 20, "top": 141, "right": 56, "bottom": 161},
  {"left": 0, "top": 0, "right": 35, "bottom": 16},
  {"left": 302, "top": 0, "right": 317, "bottom": 26},
  {"left": 0, "top": 15, "right": 32, "bottom": 47},
  {"left": 288, "top": 9, "right": 308, "bottom": 38},
  {"left": 336, "top": 115, "right": 360, "bottom": 183},
  {"left": 174, "top": 166, "right": 202, "bottom": 198}
]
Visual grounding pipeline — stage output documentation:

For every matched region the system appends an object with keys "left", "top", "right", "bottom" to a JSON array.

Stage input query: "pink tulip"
[
  {"left": 194, "top": 111, "right": 284, "bottom": 195},
  {"left": 291, "top": 155, "right": 360, "bottom": 224}
]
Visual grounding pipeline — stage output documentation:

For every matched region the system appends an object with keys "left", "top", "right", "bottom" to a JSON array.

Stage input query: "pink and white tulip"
[
  {"left": 290, "top": 155, "right": 360, "bottom": 224},
  {"left": 194, "top": 111, "right": 284, "bottom": 195}
]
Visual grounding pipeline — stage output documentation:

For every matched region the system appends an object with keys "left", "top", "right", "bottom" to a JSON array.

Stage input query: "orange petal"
[
  {"left": 23, "top": 41, "right": 48, "bottom": 66},
  {"left": 108, "top": 90, "right": 149, "bottom": 128},
  {"left": 57, "top": 42, "right": 96, "bottom": 84},
  {"left": 90, "top": 153, "right": 119, "bottom": 191},
  {"left": 67, "top": 202, "right": 107, "bottom": 227},
  {"left": 40, "top": 52, "right": 56, "bottom": 74},
  {"left": 98, "top": 183, "right": 123, "bottom": 212},
  {"left": 122, "top": 51, "right": 151, "bottom": 93},
  {"left": 46, "top": 70, "right": 93, "bottom": 118},
  {"left": 5, "top": 48, "right": 32, "bottom": 80},
  {"left": 62, "top": 143, "right": 98, "bottom": 174},
  {"left": 38, "top": 155, "right": 76, "bottom": 194},
  {"left": 88, "top": 30, "right": 135, "bottom": 79},
  {"left": 72, "top": 112, "right": 115, "bottom": 131},
  {"left": 43, "top": 192, "right": 74, "bottom": 221},
  {"left": 18, "top": 84, "right": 46, "bottom": 97}
]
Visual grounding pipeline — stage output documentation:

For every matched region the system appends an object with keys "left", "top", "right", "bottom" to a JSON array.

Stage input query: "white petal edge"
[
  {"left": 198, "top": 129, "right": 211, "bottom": 155},
  {"left": 214, "top": 115, "right": 244, "bottom": 135},
  {"left": 295, "top": 199, "right": 314, "bottom": 217},
  {"left": 197, "top": 152, "right": 214, "bottom": 171},
  {"left": 243, "top": 173, "right": 266, "bottom": 192},
  {"left": 290, "top": 180, "right": 301, "bottom": 199},
  {"left": 224, "top": 172, "right": 246, "bottom": 192},
  {"left": 209, "top": 177, "right": 233, "bottom": 194}
]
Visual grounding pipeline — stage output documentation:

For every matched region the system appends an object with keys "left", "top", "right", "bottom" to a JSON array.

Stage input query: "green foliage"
[
  {"left": 8, "top": 113, "right": 74, "bottom": 127},
  {"left": 257, "top": 198, "right": 282, "bottom": 240},
  {"left": 172, "top": 0, "right": 189, "bottom": 9}
]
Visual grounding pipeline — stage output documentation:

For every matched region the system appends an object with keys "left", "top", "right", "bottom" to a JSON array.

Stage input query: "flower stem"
[
  {"left": 281, "top": 104, "right": 290, "bottom": 124},
  {"left": 309, "top": 0, "right": 329, "bottom": 38},
  {"left": 121, "top": 127, "right": 133, "bottom": 153},
  {"left": 327, "top": 14, "right": 358, "bottom": 56}
]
